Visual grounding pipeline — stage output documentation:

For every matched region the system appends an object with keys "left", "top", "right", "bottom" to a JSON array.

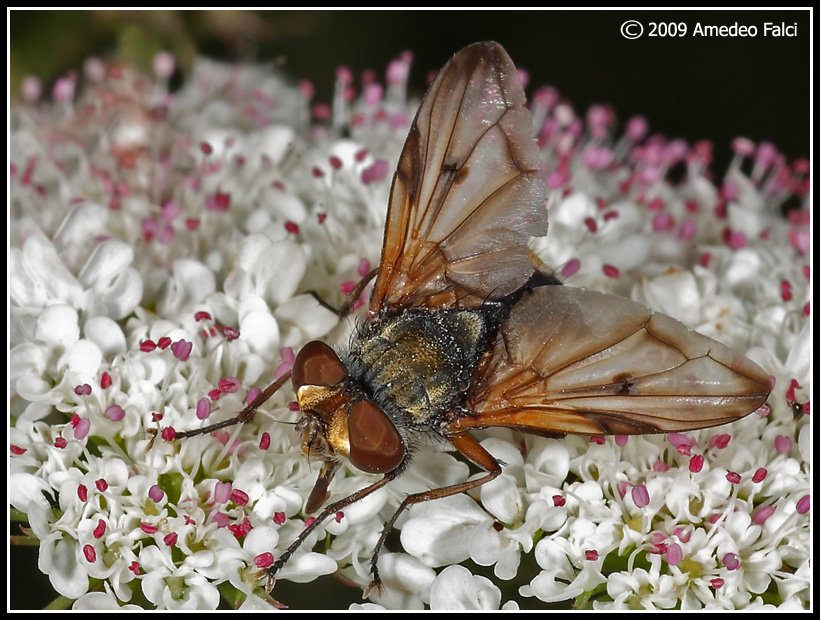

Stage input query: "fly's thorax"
[{"left": 349, "top": 305, "right": 505, "bottom": 426}]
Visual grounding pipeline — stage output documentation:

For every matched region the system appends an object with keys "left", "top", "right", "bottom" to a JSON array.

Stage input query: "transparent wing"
[
  {"left": 458, "top": 286, "right": 771, "bottom": 435},
  {"left": 371, "top": 41, "right": 547, "bottom": 313}
]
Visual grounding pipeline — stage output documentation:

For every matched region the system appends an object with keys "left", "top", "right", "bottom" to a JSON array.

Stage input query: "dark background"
[
  {"left": 8, "top": 8, "right": 811, "bottom": 610},
  {"left": 11, "top": 10, "right": 810, "bottom": 173}
]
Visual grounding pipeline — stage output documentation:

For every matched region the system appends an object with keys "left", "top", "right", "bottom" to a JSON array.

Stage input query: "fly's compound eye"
[
  {"left": 348, "top": 399, "right": 406, "bottom": 474},
  {"left": 292, "top": 341, "right": 347, "bottom": 390}
]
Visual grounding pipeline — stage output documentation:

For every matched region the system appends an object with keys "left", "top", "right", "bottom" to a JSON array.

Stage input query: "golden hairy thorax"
[{"left": 350, "top": 308, "right": 500, "bottom": 425}]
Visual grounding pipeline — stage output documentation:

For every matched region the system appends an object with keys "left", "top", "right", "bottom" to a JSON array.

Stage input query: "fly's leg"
[
  {"left": 162, "top": 269, "right": 379, "bottom": 440},
  {"left": 365, "top": 432, "right": 502, "bottom": 596},
  {"left": 307, "top": 267, "right": 378, "bottom": 317},
  {"left": 263, "top": 472, "right": 396, "bottom": 590}
]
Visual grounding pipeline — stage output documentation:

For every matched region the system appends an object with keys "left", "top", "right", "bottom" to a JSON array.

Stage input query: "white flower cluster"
[{"left": 9, "top": 51, "right": 809, "bottom": 610}]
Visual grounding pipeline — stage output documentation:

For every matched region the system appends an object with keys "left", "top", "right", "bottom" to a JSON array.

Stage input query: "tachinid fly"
[{"left": 172, "top": 41, "right": 771, "bottom": 595}]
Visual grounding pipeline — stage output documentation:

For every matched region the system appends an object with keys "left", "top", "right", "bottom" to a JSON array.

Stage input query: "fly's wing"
[
  {"left": 459, "top": 286, "right": 771, "bottom": 436},
  {"left": 370, "top": 41, "right": 548, "bottom": 314}
]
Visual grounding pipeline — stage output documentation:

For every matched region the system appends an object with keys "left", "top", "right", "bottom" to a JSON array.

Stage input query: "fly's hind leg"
[{"left": 364, "top": 432, "right": 502, "bottom": 597}]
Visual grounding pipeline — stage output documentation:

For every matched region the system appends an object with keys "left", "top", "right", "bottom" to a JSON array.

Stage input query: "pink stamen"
[
  {"left": 218, "top": 377, "right": 241, "bottom": 393},
  {"left": 223, "top": 326, "right": 240, "bottom": 340},
  {"left": 149, "top": 484, "right": 164, "bottom": 502},
  {"left": 775, "top": 435, "right": 792, "bottom": 454},
  {"left": 796, "top": 495, "right": 810, "bottom": 514},
  {"left": 171, "top": 339, "right": 192, "bottom": 361},
  {"left": 104, "top": 405, "right": 125, "bottom": 421},
  {"left": 214, "top": 481, "right": 232, "bottom": 504},
  {"left": 709, "top": 434, "right": 730, "bottom": 450},
  {"left": 74, "top": 418, "right": 91, "bottom": 440},
  {"left": 722, "top": 553, "right": 740, "bottom": 570},
  {"left": 196, "top": 397, "right": 211, "bottom": 420},
  {"left": 231, "top": 489, "right": 249, "bottom": 506},
  {"left": 255, "top": 552, "right": 274, "bottom": 568},
  {"left": 561, "top": 258, "right": 581, "bottom": 278},
  {"left": 74, "top": 383, "right": 92, "bottom": 396},
  {"left": 632, "top": 484, "right": 650, "bottom": 508},
  {"left": 753, "top": 505, "right": 775, "bottom": 525},
  {"left": 689, "top": 454, "right": 704, "bottom": 473},
  {"left": 83, "top": 544, "right": 97, "bottom": 563}
]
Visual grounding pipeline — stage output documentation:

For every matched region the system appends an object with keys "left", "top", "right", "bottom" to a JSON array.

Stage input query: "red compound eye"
[
  {"left": 292, "top": 341, "right": 346, "bottom": 389},
  {"left": 348, "top": 399, "right": 406, "bottom": 474}
]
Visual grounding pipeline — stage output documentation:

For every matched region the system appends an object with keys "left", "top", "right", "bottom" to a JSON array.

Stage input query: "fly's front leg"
[
  {"left": 170, "top": 370, "right": 291, "bottom": 439},
  {"left": 165, "top": 269, "right": 378, "bottom": 442}
]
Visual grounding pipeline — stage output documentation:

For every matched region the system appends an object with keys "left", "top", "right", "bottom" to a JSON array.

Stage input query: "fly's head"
[{"left": 291, "top": 341, "right": 408, "bottom": 514}]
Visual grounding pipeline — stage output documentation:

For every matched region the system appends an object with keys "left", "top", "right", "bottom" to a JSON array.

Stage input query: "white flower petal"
[
  {"left": 274, "top": 294, "right": 340, "bottom": 339},
  {"left": 77, "top": 238, "right": 134, "bottom": 289},
  {"left": 429, "top": 565, "right": 502, "bottom": 610},
  {"left": 73, "top": 591, "right": 142, "bottom": 610},
  {"left": 41, "top": 536, "right": 89, "bottom": 598},
  {"left": 16, "top": 233, "right": 83, "bottom": 307},
  {"left": 52, "top": 203, "right": 111, "bottom": 268},
  {"left": 275, "top": 551, "right": 337, "bottom": 583},
  {"left": 9, "top": 342, "right": 47, "bottom": 384},
  {"left": 35, "top": 303, "right": 80, "bottom": 347},
  {"left": 373, "top": 553, "right": 436, "bottom": 599},
  {"left": 225, "top": 235, "right": 306, "bottom": 306},
  {"left": 400, "top": 494, "right": 492, "bottom": 567},
  {"left": 59, "top": 338, "right": 103, "bottom": 382},
  {"left": 243, "top": 525, "right": 280, "bottom": 556},
  {"left": 238, "top": 309, "right": 280, "bottom": 358},
  {"left": 157, "top": 259, "right": 216, "bottom": 315},
  {"left": 83, "top": 315, "right": 127, "bottom": 358},
  {"left": 480, "top": 471, "right": 523, "bottom": 525},
  {"left": 94, "top": 266, "right": 143, "bottom": 320},
  {"left": 9, "top": 472, "right": 52, "bottom": 513}
]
